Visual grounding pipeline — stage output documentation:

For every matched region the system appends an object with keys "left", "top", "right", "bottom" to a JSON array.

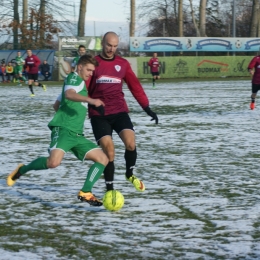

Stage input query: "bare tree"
[
  {"left": 78, "top": 0, "right": 87, "bottom": 37},
  {"left": 130, "top": 0, "right": 136, "bottom": 37},
  {"left": 250, "top": 0, "right": 260, "bottom": 37},
  {"left": 178, "top": 0, "right": 183, "bottom": 36},
  {"left": 188, "top": 0, "right": 200, "bottom": 36},
  {"left": 199, "top": 0, "right": 207, "bottom": 36},
  {"left": 13, "top": 0, "right": 20, "bottom": 49},
  {"left": 39, "top": 0, "right": 46, "bottom": 47},
  {"left": 20, "top": 0, "right": 28, "bottom": 49}
]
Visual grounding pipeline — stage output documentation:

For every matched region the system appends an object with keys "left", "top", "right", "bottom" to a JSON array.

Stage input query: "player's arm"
[
  {"left": 35, "top": 56, "right": 41, "bottom": 68},
  {"left": 248, "top": 57, "right": 256, "bottom": 76},
  {"left": 124, "top": 63, "right": 159, "bottom": 124},
  {"left": 53, "top": 93, "right": 61, "bottom": 112},
  {"left": 65, "top": 88, "right": 104, "bottom": 107},
  {"left": 71, "top": 58, "right": 77, "bottom": 72}
]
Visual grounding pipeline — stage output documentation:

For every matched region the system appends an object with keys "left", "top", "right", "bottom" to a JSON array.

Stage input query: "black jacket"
[{"left": 40, "top": 63, "right": 50, "bottom": 73}]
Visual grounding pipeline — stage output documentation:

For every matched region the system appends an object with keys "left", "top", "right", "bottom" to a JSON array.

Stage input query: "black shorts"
[
  {"left": 28, "top": 73, "right": 38, "bottom": 81},
  {"left": 90, "top": 112, "right": 134, "bottom": 144},
  {"left": 252, "top": 83, "right": 260, "bottom": 94},
  {"left": 151, "top": 72, "right": 160, "bottom": 76}
]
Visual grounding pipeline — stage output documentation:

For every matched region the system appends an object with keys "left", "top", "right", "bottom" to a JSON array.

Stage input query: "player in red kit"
[
  {"left": 148, "top": 52, "right": 160, "bottom": 87},
  {"left": 24, "top": 50, "right": 46, "bottom": 97},
  {"left": 87, "top": 31, "right": 158, "bottom": 193},
  {"left": 248, "top": 53, "right": 260, "bottom": 110}
]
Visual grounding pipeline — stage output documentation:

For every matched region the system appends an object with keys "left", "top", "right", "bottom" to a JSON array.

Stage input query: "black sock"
[
  {"left": 38, "top": 83, "right": 42, "bottom": 87},
  {"left": 104, "top": 161, "right": 115, "bottom": 191},
  {"left": 125, "top": 148, "right": 137, "bottom": 178},
  {"left": 251, "top": 98, "right": 255, "bottom": 103},
  {"left": 152, "top": 78, "right": 155, "bottom": 84},
  {"left": 29, "top": 85, "right": 34, "bottom": 94}
]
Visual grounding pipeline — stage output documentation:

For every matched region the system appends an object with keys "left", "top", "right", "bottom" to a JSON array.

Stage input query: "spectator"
[
  {"left": 40, "top": 60, "right": 51, "bottom": 81},
  {"left": 6, "top": 62, "right": 14, "bottom": 83},
  {"left": 0, "top": 63, "right": 7, "bottom": 83}
]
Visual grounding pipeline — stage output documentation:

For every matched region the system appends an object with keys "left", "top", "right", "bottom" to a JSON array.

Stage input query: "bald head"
[{"left": 101, "top": 32, "right": 119, "bottom": 59}]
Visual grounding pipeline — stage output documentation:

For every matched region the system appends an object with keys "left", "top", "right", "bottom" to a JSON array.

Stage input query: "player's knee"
[
  {"left": 125, "top": 143, "right": 136, "bottom": 151},
  {"left": 99, "top": 153, "right": 109, "bottom": 166},
  {"left": 91, "top": 150, "right": 109, "bottom": 166},
  {"left": 47, "top": 158, "right": 60, "bottom": 168},
  {"left": 105, "top": 149, "right": 114, "bottom": 161}
]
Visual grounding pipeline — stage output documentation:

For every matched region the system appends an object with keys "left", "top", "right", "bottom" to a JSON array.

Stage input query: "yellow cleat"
[
  {"left": 42, "top": 85, "right": 47, "bottom": 91},
  {"left": 30, "top": 94, "right": 35, "bottom": 97},
  {"left": 126, "top": 175, "right": 145, "bottom": 192},
  {"left": 77, "top": 191, "right": 103, "bottom": 206},
  {"left": 7, "top": 164, "right": 24, "bottom": 186}
]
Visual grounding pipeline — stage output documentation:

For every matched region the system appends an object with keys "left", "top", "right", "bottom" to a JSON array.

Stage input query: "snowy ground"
[{"left": 1, "top": 80, "right": 260, "bottom": 260}]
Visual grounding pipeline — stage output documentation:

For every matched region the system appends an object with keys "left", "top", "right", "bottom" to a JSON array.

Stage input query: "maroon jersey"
[
  {"left": 148, "top": 57, "right": 160, "bottom": 73},
  {"left": 24, "top": 54, "right": 41, "bottom": 74},
  {"left": 248, "top": 55, "right": 260, "bottom": 84},
  {"left": 88, "top": 55, "right": 149, "bottom": 117}
]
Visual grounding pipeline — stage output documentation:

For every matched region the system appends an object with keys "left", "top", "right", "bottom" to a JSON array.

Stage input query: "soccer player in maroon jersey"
[
  {"left": 24, "top": 50, "right": 46, "bottom": 97},
  {"left": 148, "top": 52, "right": 160, "bottom": 87},
  {"left": 87, "top": 31, "right": 158, "bottom": 193},
  {"left": 248, "top": 53, "right": 260, "bottom": 110}
]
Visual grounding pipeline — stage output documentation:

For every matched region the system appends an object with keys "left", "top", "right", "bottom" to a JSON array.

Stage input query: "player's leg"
[
  {"left": 115, "top": 113, "right": 145, "bottom": 192},
  {"left": 250, "top": 84, "right": 260, "bottom": 110},
  {"left": 152, "top": 73, "right": 156, "bottom": 87},
  {"left": 91, "top": 116, "right": 115, "bottom": 191},
  {"left": 27, "top": 73, "right": 35, "bottom": 96},
  {"left": 6, "top": 127, "right": 72, "bottom": 186},
  {"left": 18, "top": 66, "right": 27, "bottom": 82},
  {"left": 6, "top": 149, "right": 65, "bottom": 187},
  {"left": 34, "top": 74, "right": 46, "bottom": 91},
  {"left": 71, "top": 137, "right": 108, "bottom": 206}
]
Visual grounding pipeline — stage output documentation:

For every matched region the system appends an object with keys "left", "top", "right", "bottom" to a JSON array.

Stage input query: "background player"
[
  {"left": 15, "top": 51, "right": 27, "bottom": 86},
  {"left": 148, "top": 52, "right": 160, "bottom": 87},
  {"left": 248, "top": 52, "right": 260, "bottom": 110},
  {"left": 24, "top": 50, "right": 46, "bottom": 96},
  {"left": 71, "top": 45, "right": 87, "bottom": 72}
]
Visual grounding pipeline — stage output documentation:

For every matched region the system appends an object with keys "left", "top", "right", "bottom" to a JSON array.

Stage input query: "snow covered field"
[{"left": 1, "top": 80, "right": 260, "bottom": 259}]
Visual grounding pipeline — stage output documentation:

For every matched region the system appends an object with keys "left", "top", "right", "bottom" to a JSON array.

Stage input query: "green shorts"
[
  {"left": 15, "top": 66, "right": 23, "bottom": 75},
  {"left": 49, "top": 127, "right": 99, "bottom": 161}
]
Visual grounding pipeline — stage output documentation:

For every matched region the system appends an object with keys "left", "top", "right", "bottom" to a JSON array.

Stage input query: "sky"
[
  {"left": 73, "top": 0, "right": 146, "bottom": 40},
  {"left": 84, "top": 0, "right": 131, "bottom": 22}
]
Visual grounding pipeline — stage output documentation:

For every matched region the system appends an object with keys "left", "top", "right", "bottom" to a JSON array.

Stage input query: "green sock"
[
  {"left": 81, "top": 162, "right": 105, "bottom": 192},
  {"left": 19, "top": 157, "right": 48, "bottom": 175}
]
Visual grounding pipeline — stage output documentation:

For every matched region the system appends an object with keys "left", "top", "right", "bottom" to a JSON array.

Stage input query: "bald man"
[{"left": 87, "top": 31, "right": 159, "bottom": 193}]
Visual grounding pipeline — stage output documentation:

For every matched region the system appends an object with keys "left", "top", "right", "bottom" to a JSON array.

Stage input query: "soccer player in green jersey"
[
  {"left": 15, "top": 51, "right": 27, "bottom": 86},
  {"left": 7, "top": 54, "right": 108, "bottom": 206},
  {"left": 71, "top": 45, "right": 86, "bottom": 72}
]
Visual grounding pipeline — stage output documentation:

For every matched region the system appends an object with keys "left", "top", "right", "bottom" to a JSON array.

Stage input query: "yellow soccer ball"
[{"left": 103, "top": 190, "right": 124, "bottom": 211}]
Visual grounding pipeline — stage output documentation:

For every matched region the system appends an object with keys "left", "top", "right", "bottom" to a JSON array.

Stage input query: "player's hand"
[
  {"left": 144, "top": 106, "right": 158, "bottom": 124},
  {"left": 95, "top": 105, "right": 105, "bottom": 116},
  {"left": 89, "top": 104, "right": 105, "bottom": 116}
]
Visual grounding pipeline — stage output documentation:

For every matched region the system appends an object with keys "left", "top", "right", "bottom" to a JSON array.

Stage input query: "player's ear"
[{"left": 77, "top": 64, "right": 82, "bottom": 72}]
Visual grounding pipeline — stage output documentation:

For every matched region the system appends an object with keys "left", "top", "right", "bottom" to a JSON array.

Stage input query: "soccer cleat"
[
  {"left": 250, "top": 102, "right": 255, "bottom": 110},
  {"left": 30, "top": 94, "right": 35, "bottom": 97},
  {"left": 126, "top": 175, "right": 145, "bottom": 192},
  {"left": 77, "top": 191, "right": 103, "bottom": 206},
  {"left": 7, "top": 164, "right": 24, "bottom": 186},
  {"left": 42, "top": 85, "right": 47, "bottom": 91}
]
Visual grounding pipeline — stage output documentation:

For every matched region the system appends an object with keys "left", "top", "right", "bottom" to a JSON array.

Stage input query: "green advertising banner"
[{"left": 138, "top": 56, "right": 252, "bottom": 79}]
